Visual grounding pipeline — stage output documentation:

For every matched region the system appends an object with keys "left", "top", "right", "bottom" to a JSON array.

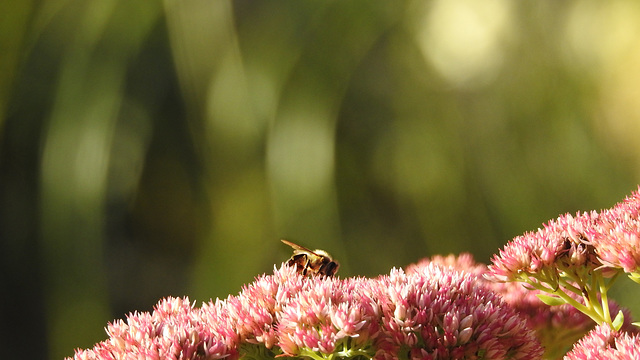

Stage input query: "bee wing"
[{"left": 281, "top": 239, "right": 320, "bottom": 256}]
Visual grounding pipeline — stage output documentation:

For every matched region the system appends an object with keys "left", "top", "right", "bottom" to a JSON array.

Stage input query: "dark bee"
[{"left": 281, "top": 239, "right": 340, "bottom": 277}]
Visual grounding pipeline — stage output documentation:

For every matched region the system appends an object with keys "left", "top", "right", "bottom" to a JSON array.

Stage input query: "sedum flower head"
[
  {"left": 564, "top": 325, "right": 640, "bottom": 360},
  {"left": 373, "top": 264, "right": 543, "bottom": 360},
  {"left": 486, "top": 211, "right": 600, "bottom": 285},
  {"left": 414, "top": 252, "right": 597, "bottom": 358},
  {"left": 492, "top": 280, "right": 637, "bottom": 360},
  {"left": 405, "top": 252, "right": 487, "bottom": 277},
  {"left": 67, "top": 262, "right": 543, "bottom": 360},
  {"left": 486, "top": 187, "right": 640, "bottom": 329},
  {"left": 68, "top": 296, "right": 238, "bottom": 360},
  {"left": 487, "top": 186, "right": 640, "bottom": 285},
  {"left": 276, "top": 275, "right": 380, "bottom": 359},
  {"left": 588, "top": 187, "right": 640, "bottom": 279},
  {"left": 407, "top": 252, "right": 637, "bottom": 359},
  {"left": 228, "top": 264, "right": 305, "bottom": 350}
]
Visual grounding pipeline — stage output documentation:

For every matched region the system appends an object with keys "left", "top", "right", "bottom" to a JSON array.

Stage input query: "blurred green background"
[{"left": 2, "top": 0, "right": 640, "bottom": 359}]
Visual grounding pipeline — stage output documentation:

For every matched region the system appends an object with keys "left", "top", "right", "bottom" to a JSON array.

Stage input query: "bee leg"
[{"left": 302, "top": 258, "right": 310, "bottom": 276}]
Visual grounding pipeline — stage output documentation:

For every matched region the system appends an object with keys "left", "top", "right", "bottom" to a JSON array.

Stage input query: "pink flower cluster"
[
  {"left": 589, "top": 189, "right": 640, "bottom": 278},
  {"left": 406, "top": 252, "right": 640, "bottom": 359},
  {"left": 564, "top": 325, "right": 640, "bottom": 360},
  {"left": 274, "top": 274, "right": 380, "bottom": 357},
  {"left": 374, "top": 265, "right": 542, "bottom": 360},
  {"left": 405, "top": 253, "right": 630, "bottom": 359},
  {"left": 486, "top": 210, "right": 600, "bottom": 285},
  {"left": 70, "top": 297, "right": 238, "bottom": 360},
  {"left": 67, "top": 264, "right": 543, "bottom": 360},
  {"left": 491, "top": 277, "right": 640, "bottom": 359},
  {"left": 487, "top": 187, "right": 640, "bottom": 284},
  {"left": 482, "top": 186, "right": 640, "bottom": 357},
  {"left": 405, "top": 253, "right": 486, "bottom": 277},
  {"left": 67, "top": 187, "right": 640, "bottom": 360}
]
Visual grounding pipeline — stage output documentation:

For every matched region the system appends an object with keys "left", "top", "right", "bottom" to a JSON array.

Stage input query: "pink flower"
[
  {"left": 486, "top": 186, "right": 640, "bottom": 328},
  {"left": 373, "top": 264, "right": 543, "bottom": 360},
  {"left": 589, "top": 187, "right": 640, "bottom": 276},
  {"left": 486, "top": 211, "right": 600, "bottom": 285},
  {"left": 227, "top": 265, "right": 305, "bottom": 349},
  {"left": 492, "top": 280, "right": 637, "bottom": 359},
  {"left": 564, "top": 325, "right": 640, "bottom": 360},
  {"left": 488, "top": 187, "right": 640, "bottom": 285},
  {"left": 66, "top": 297, "right": 238, "bottom": 360},
  {"left": 412, "top": 253, "right": 595, "bottom": 357},
  {"left": 407, "top": 253, "right": 637, "bottom": 359},
  {"left": 276, "top": 275, "right": 380, "bottom": 358},
  {"left": 405, "top": 252, "right": 486, "bottom": 277}
]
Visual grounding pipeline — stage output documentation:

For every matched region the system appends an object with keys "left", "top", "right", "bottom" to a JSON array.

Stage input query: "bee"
[{"left": 281, "top": 239, "right": 340, "bottom": 277}]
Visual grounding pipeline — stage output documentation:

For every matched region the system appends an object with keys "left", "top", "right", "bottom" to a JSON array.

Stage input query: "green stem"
[
  {"left": 521, "top": 271, "right": 604, "bottom": 325},
  {"left": 298, "top": 349, "right": 328, "bottom": 360},
  {"left": 596, "top": 270, "right": 618, "bottom": 326}
]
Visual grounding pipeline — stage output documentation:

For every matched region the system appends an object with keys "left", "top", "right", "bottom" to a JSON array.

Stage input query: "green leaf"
[
  {"left": 612, "top": 310, "right": 625, "bottom": 331},
  {"left": 628, "top": 272, "right": 640, "bottom": 285},
  {"left": 536, "top": 294, "right": 565, "bottom": 306}
]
